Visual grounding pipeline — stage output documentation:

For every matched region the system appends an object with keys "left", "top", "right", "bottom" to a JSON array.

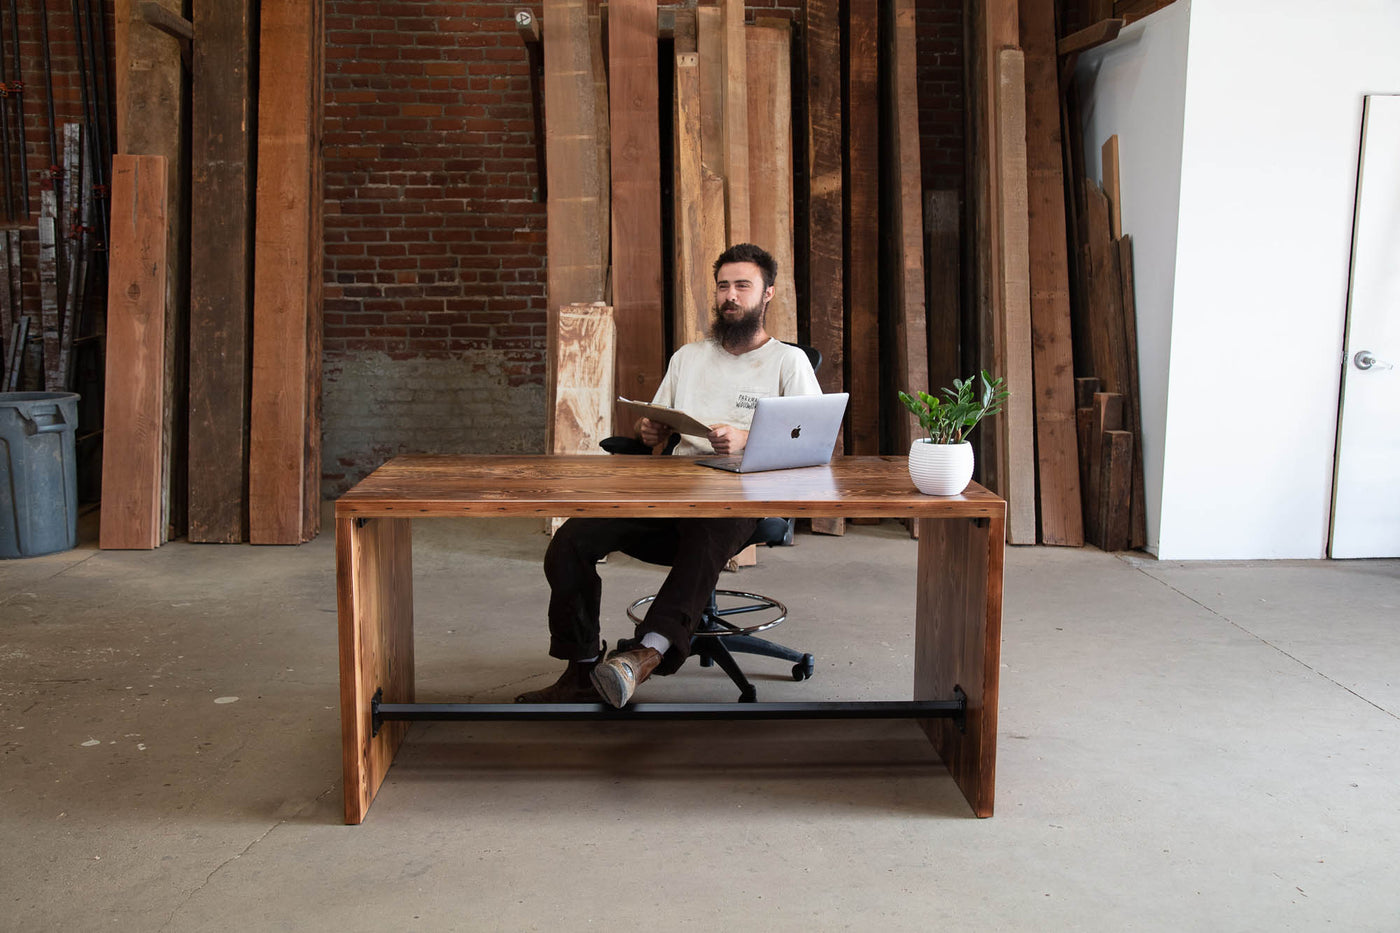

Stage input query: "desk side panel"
[
  {"left": 337, "top": 516, "right": 415, "bottom": 824},
  {"left": 914, "top": 514, "right": 1003, "bottom": 817}
]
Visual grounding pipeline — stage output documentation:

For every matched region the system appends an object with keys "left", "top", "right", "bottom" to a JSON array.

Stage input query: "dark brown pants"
[{"left": 543, "top": 516, "right": 760, "bottom": 673}]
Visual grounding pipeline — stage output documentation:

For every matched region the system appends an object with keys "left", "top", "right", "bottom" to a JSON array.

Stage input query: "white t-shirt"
[{"left": 651, "top": 337, "right": 822, "bottom": 455}]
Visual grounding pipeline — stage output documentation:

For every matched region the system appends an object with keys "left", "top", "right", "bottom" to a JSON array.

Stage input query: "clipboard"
[{"left": 616, "top": 397, "right": 712, "bottom": 436}]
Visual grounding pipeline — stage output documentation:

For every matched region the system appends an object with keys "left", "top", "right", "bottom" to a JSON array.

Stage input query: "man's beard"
[{"left": 710, "top": 299, "right": 766, "bottom": 346}]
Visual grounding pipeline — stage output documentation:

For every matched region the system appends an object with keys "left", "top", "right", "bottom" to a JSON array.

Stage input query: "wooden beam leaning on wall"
[
  {"left": 1019, "top": 0, "right": 1084, "bottom": 546},
  {"left": 747, "top": 20, "right": 797, "bottom": 344},
  {"left": 673, "top": 52, "right": 709, "bottom": 350},
  {"left": 546, "top": 302, "right": 615, "bottom": 533},
  {"left": 101, "top": 155, "right": 167, "bottom": 550},
  {"left": 721, "top": 0, "right": 750, "bottom": 243},
  {"left": 188, "top": 0, "right": 254, "bottom": 543},
  {"left": 806, "top": 0, "right": 846, "bottom": 537},
  {"left": 116, "top": 0, "right": 189, "bottom": 543},
  {"left": 963, "top": 0, "right": 1017, "bottom": 518},
  {"left": 845, "top": 0, "right": 880, "bottom": 463},
  {"left": 542, "top": 0, "right": 608, "bottom": 455},
  {"left": 880, "top": 0, "right": 929, "bottom": 539},
  {"left": 250, "top": 0, "right": 324, "bottom": 545},
  {"left": 993, "top": 49, "right": 1036, "bottom": 545},
  {"left": 608, "top": 0, "right": 666, "bottom": 413}
]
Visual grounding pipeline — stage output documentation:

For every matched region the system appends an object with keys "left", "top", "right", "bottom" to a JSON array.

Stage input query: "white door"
[{"left": 1332, "top": 95, "right": 1400, "bottom": 559}]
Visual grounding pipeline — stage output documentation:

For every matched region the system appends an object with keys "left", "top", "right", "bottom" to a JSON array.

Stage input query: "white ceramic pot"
[{"left": 908, "top": 439, "right": 974, "bottom": 496}]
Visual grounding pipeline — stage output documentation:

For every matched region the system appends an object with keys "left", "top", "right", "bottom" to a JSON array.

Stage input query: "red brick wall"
[{"left": 323, "top": 0, "right": 548, "bottom": 384}]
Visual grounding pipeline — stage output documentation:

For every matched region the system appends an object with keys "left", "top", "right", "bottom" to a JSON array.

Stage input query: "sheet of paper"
[{"left": 616, "top": 397, "right": 712, "bottom": 436}]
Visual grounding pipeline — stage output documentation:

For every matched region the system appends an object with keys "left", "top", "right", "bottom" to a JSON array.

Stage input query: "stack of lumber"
[{"left": 100, "top": 0, "right": 321, "bottom": 548}]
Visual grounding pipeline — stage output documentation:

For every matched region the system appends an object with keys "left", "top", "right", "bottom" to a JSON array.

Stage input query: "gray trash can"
[{"left": 1, "top": 392, "right": 81, "bottom": 558}]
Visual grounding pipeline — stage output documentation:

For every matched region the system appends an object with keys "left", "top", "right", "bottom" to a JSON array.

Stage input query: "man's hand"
[
  {"left": 707, "top": 424, "right": 748, "bottom": 456},
  {"left": 637, "top": 417, "right": 666, "bottom": 448}
]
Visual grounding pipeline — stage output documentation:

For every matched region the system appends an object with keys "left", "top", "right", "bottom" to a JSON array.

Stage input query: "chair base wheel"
[{"left": 792, "top": 654, "right": 815, "bottom": 681}]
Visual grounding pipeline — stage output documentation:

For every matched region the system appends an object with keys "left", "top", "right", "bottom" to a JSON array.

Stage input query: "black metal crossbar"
[{"left": 371, "top": 688, "right": 967, "bottom": 737}]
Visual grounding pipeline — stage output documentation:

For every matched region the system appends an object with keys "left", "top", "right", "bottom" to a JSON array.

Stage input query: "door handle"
[{"left": 1353, "top": 350, "right": 1394, "bottom": 371}]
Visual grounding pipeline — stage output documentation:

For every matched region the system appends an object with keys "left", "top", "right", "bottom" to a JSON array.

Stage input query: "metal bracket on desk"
[
  {"left": 355, "top": 517, "right": 369, "bottom": 529},
  {"left": 371, "top": 687, "right": 967, "bottom": 735},
  {"left": 972, "top": 517, "right": 989, "bottom": 529}
]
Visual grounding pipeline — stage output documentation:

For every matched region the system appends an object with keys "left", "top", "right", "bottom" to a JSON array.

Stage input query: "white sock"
[{"left": 640, "top": 632, "right": 671, "bottom": 656}]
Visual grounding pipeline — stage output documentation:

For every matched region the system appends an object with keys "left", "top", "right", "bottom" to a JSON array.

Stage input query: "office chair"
[{"left": 599, "top": 343, "right": 821, "bottom": 702}]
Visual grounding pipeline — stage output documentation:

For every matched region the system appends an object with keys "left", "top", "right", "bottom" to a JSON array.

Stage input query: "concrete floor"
[{"left": 2, "top": 510, "right": 1398, "bottom": 931}]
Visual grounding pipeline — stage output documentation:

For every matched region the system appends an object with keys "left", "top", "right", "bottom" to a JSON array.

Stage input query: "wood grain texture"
[
  {"left": 336, "top": 455, "right": 1007, "bottom": 521},
  {"left": 885, "top": 0, "right": 928, "bottom": 453},
  {"left": 1117, "top": 235, "right": 1148, "bottom": 550},
  {"left": 101, "top": 155, "right": 168, "bottom": 550},
  {"left": 964, "top": 0, "right": 1019, "bottom": 505},
  {"left": 188, "top": 0, "right": 254, "bottom": 543},
  {"left": 1102, "top": 134, "right": 1122, "bottom": 239},
  {"left": 543, "top": 0, "right": 607, "bottom": 318},
  {"left": 695, "top": 5, "right": 725, "bottom": 177},
  {"left": 924, "top": 191, "right": 961, "bottom": 416},
  {"left": 746, "top": 23, "right": 797, "bottom": 342},
  {"left": 116, "top": 0, "right": 190, "bottom": 542},
  {"left": 844, "top": 0, "right": 880, "bottom": 457},
  {"left": 1019, "top": 0, "right": 1084, "bottom": 547},
  {"left": 721, "top": 0, "right": 750, "bottom": 242},
  {"left": 548, "top": 303, "right": 616, "bottom": 454},
  {"left": 1082, "top": 181, "right": 1130, "bottom": 397},
  {"left": 673, "top": 52, "right": 709, "bottom": 350},
  {"left": 607, "top": 0, "right": 666, "bottom": 406},
  {"left": 1098, "top": 429, "right": 1133, "bottom": 552},
  {"left": 994, "top": 49, "right": 1035, "bottom": 545},
  {"left": 251, "top": 0, "right": 324, "bottom": 545},
  {"left": 337, "top": 516, "right": 414, "bottom": 824},
  {"left": 806, "top": 0, "right": 844, "bottom": 397},
  {"left": 915, "top": 511, "right": 1004, "bottom": 817}
]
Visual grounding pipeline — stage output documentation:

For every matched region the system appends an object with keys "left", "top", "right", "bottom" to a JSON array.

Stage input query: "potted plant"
[{"left": 899, "top": 372, "right": 1009, "bottom": 496}]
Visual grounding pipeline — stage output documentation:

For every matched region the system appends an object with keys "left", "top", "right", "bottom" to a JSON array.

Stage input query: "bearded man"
[{"left": 517, "top": 243, "right": 821, "bottom": 708}]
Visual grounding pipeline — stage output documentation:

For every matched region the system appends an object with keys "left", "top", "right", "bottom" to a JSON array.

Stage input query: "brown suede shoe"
[
  {"left": 515, "top": 656, "right": 603, "bottom": 703},
  {"left": 590, "top": 646, "right": 662, "bottom": 709}
]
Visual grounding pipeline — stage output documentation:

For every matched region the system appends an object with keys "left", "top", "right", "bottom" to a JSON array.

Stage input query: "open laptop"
[{"left": 696, "top": 392, "right": 849, "bottom": 473}]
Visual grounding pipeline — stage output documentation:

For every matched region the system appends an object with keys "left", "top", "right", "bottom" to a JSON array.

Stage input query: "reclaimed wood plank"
[
  {"left": 1118, "top": 235, "right": 1148, "bottom": 550},
  {"left": 250, "top": 0, "right": 324, "bottom": 544},
  {"left": 845, "top": 0, "right": 880, "bottom": 457},
  {"left": 116, "top": 0, "right": 189, "bottom": 542},
  {"left": 608, "top": 0, "right": 666, "bottom": 410},
  {"left": 695, "top": 5, "right": 725, "bottom": 178},
  {"left": 964, "top": 0, "right": 1018, "bottom": 504},
  {"left": 993, "top": 48, "right": 1036, "bottom": 545},
  {"left": 548, "top": 303, "right": 616, "bottom": 454},
  {"left": 1102, "top": 134, "right": 1122, "bottom": 238},
  {"left": 721, "top": 0, "right": 750, "bottom": 242},
  {"left": 746, "top": 22, "right": 797, "bottom": 343},
  {"left": 543, "top": 0, "right": 608, "bottom": 455},
  {"left": 884, "top": 0, "right": 927, "bottom": 451},
  {"left": 1020, "top": 0, "right": 1084, "bottom": 547},
  {"left": 1099, "top": 429, "right": 1133, "bottom": 551},
  {"left": 673, "top": 52, "right": 709, "bottom": 351},
  {"left": 1082, "top": 180, "right": 1131, "bottom": 397},
  {"left": 1084, "top": 391, "right": 1123, "bottom": 548},
  {"left": 188, "top": 0, "right": 254, "bottom": 544},
  {"left": 101, "top": 154, "right": 167, "bottom": 550},
  {"left": 924, "top": 191, "right": 961, "bottom": 415}
]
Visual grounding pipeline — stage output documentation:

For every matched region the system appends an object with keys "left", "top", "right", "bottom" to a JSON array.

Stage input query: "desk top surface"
[{"left": 335, "top": 455, "right": 1006, "bottom": 520}]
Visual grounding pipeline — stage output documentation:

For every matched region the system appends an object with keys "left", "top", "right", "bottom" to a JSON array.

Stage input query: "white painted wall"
[{"left": 1078, "top": 0, "right": 1400, "bottom": 559}]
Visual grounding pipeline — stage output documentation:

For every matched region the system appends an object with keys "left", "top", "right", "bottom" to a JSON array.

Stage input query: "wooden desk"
[{"left": 336, "top": 454, "right": 1005, "bottom": 823}]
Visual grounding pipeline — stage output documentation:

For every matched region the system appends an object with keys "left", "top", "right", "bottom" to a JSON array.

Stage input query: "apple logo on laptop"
[{"left": 791, "top": 425, "right": 802, "bottom": 439}]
